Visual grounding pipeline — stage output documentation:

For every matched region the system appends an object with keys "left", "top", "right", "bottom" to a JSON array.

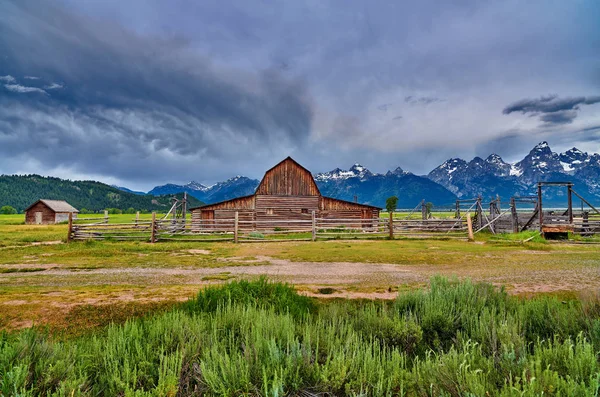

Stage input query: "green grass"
[{"left": 1, "top": 278, "right": 599, "bottom": 396}]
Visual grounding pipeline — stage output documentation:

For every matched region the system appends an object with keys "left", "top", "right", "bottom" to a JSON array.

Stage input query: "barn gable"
[{"left": 255, "top": 157, "right": 320, "bottom": 196}]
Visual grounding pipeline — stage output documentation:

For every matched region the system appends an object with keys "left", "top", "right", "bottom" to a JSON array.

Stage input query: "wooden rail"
[{"left": 68, "top": 211, "right": 471, "bottom": 242}]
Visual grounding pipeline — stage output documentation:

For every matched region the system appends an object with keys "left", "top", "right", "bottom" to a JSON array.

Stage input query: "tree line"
[{"left": 0, "top": 175, "right": 203, "bottom": 213}]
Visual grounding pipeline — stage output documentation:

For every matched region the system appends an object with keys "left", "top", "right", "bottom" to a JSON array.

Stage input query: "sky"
[{"left": 1, "top": 0, "right": 599, "bottom": 191}]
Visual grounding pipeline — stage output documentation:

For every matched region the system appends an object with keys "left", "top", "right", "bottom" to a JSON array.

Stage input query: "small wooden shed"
[
  {"left": 189, "top": 157, "right": 380, "bottom": 228},
  {"left": 24, "top": 200, "right": 79, "bottom": 225}
]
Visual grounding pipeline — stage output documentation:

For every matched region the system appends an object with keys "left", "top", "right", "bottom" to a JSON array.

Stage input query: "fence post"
[
  {"left": 567, "top": 184, "right": 573, "bottom": 224},
  {"left": 456, "top": 200, "right": 461, "bottom": 219},
  {"left": 104, "top": 210, "right": 109, "bottom": 224},
  {"left": 537, "top": 183, "right": 543, "bottom": 232},
  {"left": 135, "top": 211, "right": 139, "bottom": 227},
  {"left": 582, "top": 211, "right": 589, "bottom": 235},
  {"left": 67, "top": 212, "right": 73, "bottom": 243},
  {"left": 311, "top": 210, "right": 316, "bottom": 242},
  {"left": 510, "top": 197, "right": 518, "bottom": 233},
  {"left": 150, "top": 212, "right": 156, "bottom": 243},
  {"left": 466, "top": 213, "right": 474, "bottom": 241},
  {"left": 389, "top": 211, "right": 394, "bottom": 239},
  {"left": 234, "top": 211, "right": 239, "bottom": 243},
  {"left": 476, "top": 196, "right": 483, "bottom": 230},
  {"left": 421, "top": 200, "right": 426, "bottom": 220}
]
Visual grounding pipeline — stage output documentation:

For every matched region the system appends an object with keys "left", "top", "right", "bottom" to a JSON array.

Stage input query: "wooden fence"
[{"left": 67, "top": 211, "right": 469, "bottom": 243}]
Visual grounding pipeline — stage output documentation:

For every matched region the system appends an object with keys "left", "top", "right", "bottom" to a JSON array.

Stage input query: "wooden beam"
[
  {"left": 150, "top": 212, "right": 156, "bottom": 243},
  {"left": 466, "top": 213, "right": 474, "bottom": 241},
  {"left": 234, "top": 211, "right": 239, "bottom": 244},
  {"left": 571, "top": 189, "right": 600, "bottom": 215},
  {"left": 537, "top": 183, "right": 543, "bottom": 232},
  {"left": 311, "top": 210, "right": 316, "bottom": 241},
  {"left": 67, "top": 212, "right": 73, "bottom": 243},
  {"left": 521, "top": 205, "right": 539, "bottom": 232}
]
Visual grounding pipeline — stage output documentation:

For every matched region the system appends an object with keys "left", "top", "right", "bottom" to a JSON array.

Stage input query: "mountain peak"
[
  {"left": 534, "top": 141, "right": 550, "bottom": 150},
  {"left": 486, "top": 153, "right": 505, "bottom": 163},
  {"left": 386, "top": 166, "right": 408, "bottom": 177},
  {"left": 349, "top": 163, "right": 366, "bottom": 172}
]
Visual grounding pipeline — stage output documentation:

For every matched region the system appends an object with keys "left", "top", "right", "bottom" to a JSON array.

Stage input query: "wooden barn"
[
  {"left": 24, "top": 199, "right": 79, "bottom": 225},
  {"left": 190, "top": 157, "right": 380, "bottom": 229}
]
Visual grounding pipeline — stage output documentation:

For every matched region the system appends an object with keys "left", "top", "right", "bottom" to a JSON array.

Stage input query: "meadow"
[
  {"left": 1, "top": 214, "right": 599, "bottom": 395},
  {"left": 1, "top": 278, "right": 600, "bottom": 396}
]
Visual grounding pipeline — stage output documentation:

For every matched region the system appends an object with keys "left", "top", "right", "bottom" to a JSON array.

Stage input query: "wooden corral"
[
  {"left": 190, "top": 157, "right": 381, "bottom": 230},
  {"left": 25, "top": 199, "right": 79, "bottom": 225}
]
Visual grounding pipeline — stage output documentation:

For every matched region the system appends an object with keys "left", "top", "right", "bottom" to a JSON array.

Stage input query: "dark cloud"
[
  {"left": 539, "top": 110, "right": 578, "bottom": 125},
  {"left": 503, "top": 95, "right": 600, "bottom": 115},
  {"left": 0, "top": 0, "right": 599, "bottom": 188},
  {"left": 503, "top": 95, "right": 600, "bottom": 125},
  {"left": 0, "top": 1, "right": 313, "bottom": 184}
]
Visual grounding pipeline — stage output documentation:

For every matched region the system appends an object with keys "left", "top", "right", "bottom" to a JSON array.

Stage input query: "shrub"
[
  {"left": 0, "top": 205, "right": 17, "bottom": 215},
  {"left": 186, "top": 277, "right": 316, "bottom": 318}
]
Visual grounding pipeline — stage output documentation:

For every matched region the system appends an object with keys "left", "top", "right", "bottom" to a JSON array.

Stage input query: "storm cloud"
[
  {"left": 503, "top": 95, "right": 600, "bottom": 125},
  {"left": 0, "top": 1, "right": 313, "bottom": 185},
  {"left": 1, "top": 0, "right": 600, "bottom": 189}
]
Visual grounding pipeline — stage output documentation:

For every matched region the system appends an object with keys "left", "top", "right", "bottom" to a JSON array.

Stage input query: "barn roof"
[
  {"left": 25, "top": 199, "right": 79, "bottom": 213},
  {"left": 322, "top": 196, "right": 382, "bottom": 210},
  {"left": 190, "top": 194, "right": 254, "bottom": 211}
]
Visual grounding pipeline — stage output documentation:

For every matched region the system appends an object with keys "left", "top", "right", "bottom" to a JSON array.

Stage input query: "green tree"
[
  {"left": 0, "top": 205, "right": 17, "bottom": 214},
  {"left": 425, "top": 202, "right": 434, "bottom": 218},
  {"left": 385, "top": 196, "right": 398, "bottom": 214},
  {"left": 125, "top": 207, "right": 136, "bottom": 214}
]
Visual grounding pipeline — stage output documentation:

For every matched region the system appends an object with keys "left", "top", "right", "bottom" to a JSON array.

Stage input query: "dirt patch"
[
  {"left": 2, "top": 300, "right": 29, "bottom": 305},
  {"left": 186, "top": 249, "right": 211, "bottom": 255}
]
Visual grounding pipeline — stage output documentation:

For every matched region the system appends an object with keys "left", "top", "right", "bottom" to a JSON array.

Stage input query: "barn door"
[
  {"left": 35, "top": 212, "right": 42, "bottom": 225},
  {"left": 361, "top": 209, "right": 373, "bottom": 229},
  {"left": 201, "top": 210, "right": 215, "bottom": 229}
]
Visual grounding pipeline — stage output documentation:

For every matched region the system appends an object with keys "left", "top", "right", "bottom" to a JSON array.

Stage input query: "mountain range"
[
  {"left": 428, "top": 142, "right": 600, "bottom": 205},
  {"left": 3, "top": 142, "right": 599, "bottom": 212},
  {"left": 137, "top": 142, "right": 600, "bottom": 208}
]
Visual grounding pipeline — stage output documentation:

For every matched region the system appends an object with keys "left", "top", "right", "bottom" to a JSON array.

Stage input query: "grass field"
[
  {"left": 1, "top": 214, "right": 600, "bottom": 394},
  {"left": 1, "top": 213, "right": 600, "bottom": 335}
]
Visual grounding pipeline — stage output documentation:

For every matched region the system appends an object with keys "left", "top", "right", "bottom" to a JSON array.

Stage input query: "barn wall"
[
  {"left": 255, "top": 195, "right": 317, "bottom": 228},
  {"left": 25, "top": 202, "right": 56, "bottom": 225},
  {"left": 320, "top": 197, "right": 379, "bottom": 215},
  {"left": 255, "top": 158, "right": 320, "bottom": 196}
]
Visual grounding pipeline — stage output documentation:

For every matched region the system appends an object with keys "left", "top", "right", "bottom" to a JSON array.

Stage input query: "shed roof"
[{"left": 25, "top": 199, "right": 79, "bottom": 213}]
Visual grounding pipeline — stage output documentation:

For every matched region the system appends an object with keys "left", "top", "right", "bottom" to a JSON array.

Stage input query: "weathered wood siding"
[
  {"left": 255, "top": 195, "right": 317, "bottom": 228},
  {"left": 255, "top": 158, "right": 320, "bottom": 196},
  {"left": 320, "top": 197, "right": 379, "bottom": 217},
  {"left": 25, "top": 202, "right": 56, "bottom": 225}
]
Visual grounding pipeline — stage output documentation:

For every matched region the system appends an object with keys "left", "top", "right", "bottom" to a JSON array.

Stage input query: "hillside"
[{"left": 0, "top": 175, "right": 203, "bottom": 212}]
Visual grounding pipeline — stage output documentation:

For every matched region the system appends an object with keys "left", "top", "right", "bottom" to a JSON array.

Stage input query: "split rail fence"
[{"left": 68, "top": 211, "right": 469, "bottom": 243}]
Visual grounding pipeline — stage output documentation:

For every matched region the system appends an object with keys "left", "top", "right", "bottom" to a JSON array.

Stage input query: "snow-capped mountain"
[
  {"left": 315, "top": 163, "right": 375, "bottom": 181},
  {"left": 558, "top": 148, "right": 591, "bottom": 173},
  {"left": 428, "top": 141, "right": 600, "bottom": 204},
  {"left": 314, "top": 164, "right": 456, "bottom": 207},
  {"left": 117, "top": 141, "right": 600, "bottom": 209},
  {"left": 136, "top": 163, "right": 457, "bottom": 208}
]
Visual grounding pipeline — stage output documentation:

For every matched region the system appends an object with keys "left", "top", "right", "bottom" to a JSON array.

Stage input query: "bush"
[
  {"left": 186, "top": 277, "right": 316, "bottom": 318},
  {"left": 0, "top": 205, "right": 17, "bottom": 214}
]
